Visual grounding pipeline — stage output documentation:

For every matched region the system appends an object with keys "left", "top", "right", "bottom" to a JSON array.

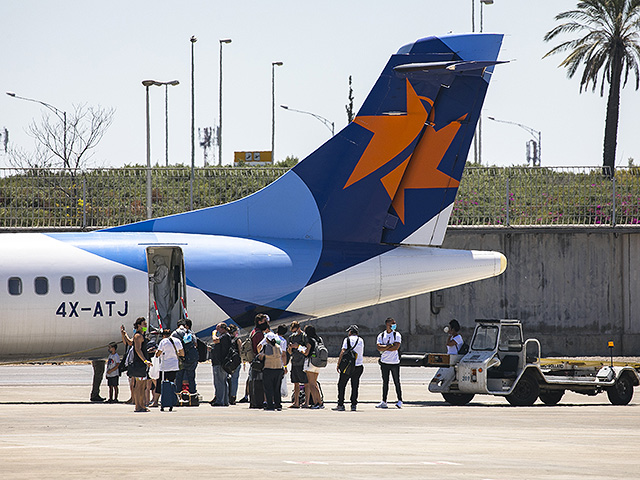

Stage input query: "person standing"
[
  {"left": 154, "top": 328, "right": 184, "bottom": 407},
  {"left": 259, "top": 332, "right": 286, "bottom": 410},
  {"left": 376, "top": 317, "right": 403, "bottom": 409},
  {"left": 211, "top": 322, "right": 232, "bottom": 406},
  {"left": 333, "top": 325, "right": 364, "bottom": 411},
  {"left": 303, "top": 325, "right": 324, "bottom": 409},
  {"left": 446, "top": 319, "right": 464, "bottom": 354},
  {"left": 287, "top": 321, "right": 308, "bottom": 408},
  {"left": 172, "top": 319, "right": 199, "bottom": 394},
  {"left": 105, "top": 342, "right": 120, "bottom": 403},
  {"left": 227, "top": 324, "right": 243, "bottom": 405},
  {"left": 248, "top": 313, "right": 270, "bottom": 409},
  {"left": 128, "top": 317, "right": 152, "bottom": 412}
]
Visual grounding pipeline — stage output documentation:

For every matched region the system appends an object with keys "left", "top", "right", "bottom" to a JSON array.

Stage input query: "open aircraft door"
[{"left": 146, "top": 246, "right": 187, "bottom": 331}]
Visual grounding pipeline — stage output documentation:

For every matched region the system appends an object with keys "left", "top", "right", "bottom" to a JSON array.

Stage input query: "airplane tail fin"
[{"left": 105, "top": 34, "right": 503, "bottom": 247}]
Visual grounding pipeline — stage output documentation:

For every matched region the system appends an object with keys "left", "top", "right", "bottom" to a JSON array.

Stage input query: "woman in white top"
[
  {"left": 155, "top": 328, "right": 184, "bottom": 388},
  {"left": 446, "top": 319, "right": 464, "bottom": 354}
]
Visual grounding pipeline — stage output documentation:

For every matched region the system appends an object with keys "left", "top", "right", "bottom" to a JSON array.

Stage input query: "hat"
[
  {"left": 346, "top": 324, "right": 359, "bottom": 334},
  {"left": 265, "top": 332, "right": 277, "bottom": 342}
]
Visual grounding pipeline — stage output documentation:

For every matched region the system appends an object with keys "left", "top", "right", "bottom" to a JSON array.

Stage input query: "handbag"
[
  {"left": 223, "top": 347, "right": 241, "bottom": 374},
  {"left": 251, "top": 354, "right": 265, "bottom": 372},
  {"left": 338, "top": 337, "right": 357, "bottom": 375},
  {"left": 170, "top": 338, "right": 185, "bottom": 370}
]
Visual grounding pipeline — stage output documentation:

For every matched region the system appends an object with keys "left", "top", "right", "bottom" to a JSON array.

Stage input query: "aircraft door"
[{"left": 146, "top": 247, "right": 187, "bottom": 332}]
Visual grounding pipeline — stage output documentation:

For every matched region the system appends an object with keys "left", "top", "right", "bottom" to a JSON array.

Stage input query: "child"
[{"left": 105, "top": 342, "right": 121, "bottom": 403}]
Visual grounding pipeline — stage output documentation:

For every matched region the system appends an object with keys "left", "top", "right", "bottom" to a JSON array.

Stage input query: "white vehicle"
[{"left": 404, "top": 319, "right": 639, "bottom": 406}]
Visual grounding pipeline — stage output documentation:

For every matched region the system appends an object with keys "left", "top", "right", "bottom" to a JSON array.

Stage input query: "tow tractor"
[{"left": 400, "top": 319, "right": 640, "bottom": 406}]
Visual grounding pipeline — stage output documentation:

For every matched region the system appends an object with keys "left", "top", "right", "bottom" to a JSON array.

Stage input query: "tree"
[
  {"left": 544, "top": 0, "right": 640, "bottom": 177},
  {"left": 8, "top": 103, "right": 114, "bottom": 173},
  {"left": 345, "top": 75, "right": 355, "bottom": 123}
]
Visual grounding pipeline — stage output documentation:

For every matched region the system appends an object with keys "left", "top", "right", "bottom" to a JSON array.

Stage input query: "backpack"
[
  {"left": 458, "top": 342, "right": 470, "bottom": 355},
  {"left": 338, "top": 337, "right": 357, "bottom": 375},
  {"left": 310, "top": 337, "right": 328, "bottom": 368},
  {"left": 223, "top": 346, "right": 241, "bottom": 374},
  {"left": 119, "top": 346, "right": 133, "bottom": 374},
  {"left": 240, "top": 337, "right": 255, "bottom": 363}
]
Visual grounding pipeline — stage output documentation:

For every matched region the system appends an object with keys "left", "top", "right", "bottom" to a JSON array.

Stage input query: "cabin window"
[
  {"left": 113, "top": 275, "right": 127, "bottom": 293},
  {"left": 35, "top": 276, "right": 49, "bottom": 295},
  {"left": 87, "top": 276, "right": 101, "bottom": 294},
  {"left": 60, "top": 276, "right": 75, "bottom": 294},
  {"left": 8, "top": 277, "right": 22, "bottom": 296}
]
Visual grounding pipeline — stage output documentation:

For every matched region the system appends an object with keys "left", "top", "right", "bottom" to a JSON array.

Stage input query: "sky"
[{"left": 2, "top": 1, "right": 639, "bottom": 170}]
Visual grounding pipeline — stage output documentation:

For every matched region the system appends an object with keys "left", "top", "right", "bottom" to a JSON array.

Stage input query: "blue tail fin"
[{"left": 106, "top": 34, "right": 503, "bottom": 247}]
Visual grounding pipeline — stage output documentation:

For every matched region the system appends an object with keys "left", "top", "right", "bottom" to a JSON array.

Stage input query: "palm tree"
[{"left": 544, "top": 0, "right": 640, "bottom": 176}]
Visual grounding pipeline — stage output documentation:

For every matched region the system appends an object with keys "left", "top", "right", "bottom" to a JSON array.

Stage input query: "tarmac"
[{"left": 0, "top": 358, "right": 638, "bottom": 480}]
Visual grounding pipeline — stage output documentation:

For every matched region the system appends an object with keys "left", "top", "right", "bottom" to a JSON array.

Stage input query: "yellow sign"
[{"left": 234, "top": 151, "right": 273, "bottom": 166}]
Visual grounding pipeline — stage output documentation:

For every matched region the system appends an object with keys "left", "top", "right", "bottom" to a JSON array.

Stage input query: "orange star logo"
[{"left": 344, "top": 79, "right": 430, "bottom": 190}]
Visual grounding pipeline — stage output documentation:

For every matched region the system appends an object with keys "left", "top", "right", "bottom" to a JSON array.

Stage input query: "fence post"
[
  {"left": 612, "top": 176, "right": 616, "bottom": 227},
  {"left": 82, "top": 174, "right": 87, "bottom": 229},
  {"left": 505, "top": 175, "right": 510, "bottom": 227}
]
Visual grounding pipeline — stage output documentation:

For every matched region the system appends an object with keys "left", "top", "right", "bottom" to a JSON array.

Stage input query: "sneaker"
[
  {"left": 375, "top": 401, "right": 388, "bottom": 409},
  {"left": 311, "top": 404, "right": 325, "bottom": 409},
  {"left": 332, "top": 405, "right": 345, "bottom": 411},
  {"left": 350, "top": 404, "right": 357, "bottom": 411},
  {"left": 237, "top": 396, "right": 249, "bottom": 403},
  {"left": 90, "top": 396, "right": 105, "bottom": 403},
  {"left": 395, "top": 401, "right": 403, "bottom": 409}
]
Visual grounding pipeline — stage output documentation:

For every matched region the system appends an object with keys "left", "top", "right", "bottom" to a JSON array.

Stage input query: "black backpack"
[
  {"left": 458, "top": 342, "right": 470, "bottom": 355},
  {"left": 338, "top": 337, "right": 357, "bottom": 375}
]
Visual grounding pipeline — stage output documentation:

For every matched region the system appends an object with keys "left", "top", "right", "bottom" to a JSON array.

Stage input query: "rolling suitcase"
[
  {"left": 160, "top": 380, "right": 177, "bottom": 411},
  {"left": 249, "top": 375, "right": 264, "bottom": 409}
]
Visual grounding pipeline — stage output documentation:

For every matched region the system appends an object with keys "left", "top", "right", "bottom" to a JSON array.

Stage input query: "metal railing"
[{"left": 0, "top": 166, "right": 638, "bottom": 230}]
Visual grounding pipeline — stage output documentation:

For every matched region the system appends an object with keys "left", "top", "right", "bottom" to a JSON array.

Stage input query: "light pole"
[
  {"left": 218, "top": 39, "right": 232, "bottom": 167},
  {"left": 6, "top": 91, "right": 67, "bottom": 166},
  {"left": 271, "top": 61, "right": 283, "bottom": 163},
  {"left": 280, "top": 105, "right": 334, "bottom": 136},
  {"left": 161, "top": 80, "right": 179, "bottom": 167},
  {"left": 142, "top": 80, "right": 178, "bottom": 219},
  {"left": 488, "top": 116, "right": 541, "bottom": 166},
  {"left": 190, "top": 35, "right": 197, "bottom": 210},
  {"left": 142, "top": 80, "right": 158, "bottom": 219},
  {"left": 471, "top": 0, "right": 494, "bottom": 165}
]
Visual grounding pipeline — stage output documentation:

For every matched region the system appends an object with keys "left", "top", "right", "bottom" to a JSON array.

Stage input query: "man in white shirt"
[
  {"left": 446, "top": 319, "right": 464, "bottom": 354},
  {"left": 333, "top": 325, "right": 365, "bottom": 411},
  {"left": 376, "top": 317, "right": 403, "bottom": 409}
]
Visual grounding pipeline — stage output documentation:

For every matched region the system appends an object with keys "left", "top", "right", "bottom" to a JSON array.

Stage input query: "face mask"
[
  {"left": 391, "top": 324, "right": 397, "bottom": 331},
  {"left": 258, "top": 322, "right": 268, "bottom": 331},
  {"left": 141, "top": 326, "right": 148, "bottom": 333}
]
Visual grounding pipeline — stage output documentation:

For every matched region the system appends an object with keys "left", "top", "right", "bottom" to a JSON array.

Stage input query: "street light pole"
[
  {"left": 158, "top": 81, "right": 180, "bottom": 167},
  {"left": 280, "top": 105, "right": 334, "bottom": 136},
  {"left": 6, "top": 91, "right": 67, "bottom": 167},
  {"left": 271, "top": 61, "right": 283, "bottom": 163},
  {"left": 219, "top": 39, "right": 232, "bottom": 167},
  {"left": 488, "top": 116, "right": 541, "bottom": 166},
  {"left": 471, "top": 0, "right": 494, "bottom": 165},
  {"left": 141, "top": 80, "right": 178, "bottom": 218},
  {"left": 190, "top": 35, "right": 197, "bottom": 210}
]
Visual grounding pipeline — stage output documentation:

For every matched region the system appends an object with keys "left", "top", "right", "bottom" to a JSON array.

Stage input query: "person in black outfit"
[
  {"left": 128, "top": 317, "right": 151, "bottom": 412},
  {"left": 211, "top": 322, "right": 231, "bottom": 406},
  {"left": 334, "top": 325, "right": 365, "bottom": 411}
]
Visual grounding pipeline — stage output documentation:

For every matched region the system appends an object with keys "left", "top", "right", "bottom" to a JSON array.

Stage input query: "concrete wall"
[{"left": 308, "top": 228, "right": 640, "bottom": 357}]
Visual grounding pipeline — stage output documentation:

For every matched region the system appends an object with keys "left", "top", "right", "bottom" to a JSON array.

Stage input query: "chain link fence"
[{"left": 0, "top": 166, "right": 638, "bottom": 230}]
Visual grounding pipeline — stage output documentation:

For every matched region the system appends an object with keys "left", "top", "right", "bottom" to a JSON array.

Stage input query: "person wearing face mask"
[
  {"left": 375, "top": 317, "right": 403, "bottom": 409},
  {"left": 128, "top": 317, "right": 152, "bottom": 412},
  {"left": 248, "top": 313, "right": 270, "bottom": 409}
]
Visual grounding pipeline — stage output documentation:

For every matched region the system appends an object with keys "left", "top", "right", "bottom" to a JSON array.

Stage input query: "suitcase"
[
  {"left": 160, "top": 380, "right": 177, "bottom": 412},
  {"left": 249, "top": 376, "right": 264, "bottom": 409}
]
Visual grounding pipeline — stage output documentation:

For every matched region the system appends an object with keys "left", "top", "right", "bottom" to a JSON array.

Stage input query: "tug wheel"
[
  {"left": 506, "top": 373, "right": 539, "bottom": 406},
  {"left": 607, "top": 374, "right": 634, "bottom": 405},
  {"left": 442, "top": 392, "right": 475, "bottom": 406}
]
